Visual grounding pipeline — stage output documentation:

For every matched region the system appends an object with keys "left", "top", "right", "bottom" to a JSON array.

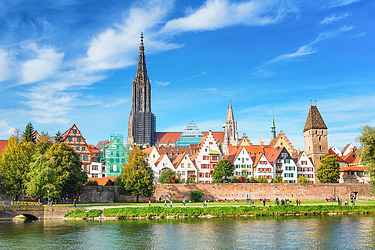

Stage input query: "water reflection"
[{"left": 0, "top": 216, "right": 374, "bottom": 249}]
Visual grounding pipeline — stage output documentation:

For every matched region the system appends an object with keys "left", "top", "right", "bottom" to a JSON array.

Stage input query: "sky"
[{"left": 0, "top": 0, "right": 374, "bottom": 151}]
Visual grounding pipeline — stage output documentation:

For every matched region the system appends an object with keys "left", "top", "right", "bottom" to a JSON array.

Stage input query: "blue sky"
[{"left": 0, "top": 0, "right": 374, "bottom": 151}]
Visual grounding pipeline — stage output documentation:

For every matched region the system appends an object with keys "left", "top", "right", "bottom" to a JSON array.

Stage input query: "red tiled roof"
[
  {"left": 172, "top": 152, "right": 186, "bottom": 168},
  {"left": 87, "top": 177, "right": 116, "bottom": 186},
  {"left": 143, "top": 146, "right": 155, "bottom": 155},
  {"left": 155, "top": 132, "right": 182, "bottom": 143},
  {"left": 328, "top": 148, "right": 345, "bottom": 162},
  {"left": 340, "top": 166, "right": 365, "bottom": 172},
  {"left": 264, "top": 147, "right": 283, "bottom": 165},
  {"left": 202, "top": 132, "right": 224, "bottom": 143},
  {"left": 0, "top": 140, "right": 8, "bottom": 154},
  {"left": 342, "top": 151, "right": 359, "bottom": 164},
  {"left": 96, "top": 140, "right": 109, "bottom": 151}
]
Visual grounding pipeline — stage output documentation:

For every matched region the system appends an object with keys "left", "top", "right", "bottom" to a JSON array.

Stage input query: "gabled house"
[
  {"left": 342, "top": 143, "right": 356, "bottom": 157},
  {"left": 173, "top": 152, "right": 197, "bottom": 182},
  {"left": 271, "top": 147, "right": 298, "bottom": 183},
  {"left": 226, "top": 146, "right": 253, "bottom": 178},
  {"left": 153, "top": 154, "right": 175, "bottom": 183},
  {"left": 62, "top": 124, "right": 93, "bottom": 174},
  {"left": 253, "top": 150, "right": 274, "bottom": 182},
  {"left": 102, "top": 134, "right": 129, "bottom": 177},
  {"left": 193, "top": 131, "right": 222, "bottom": 183},
  {"left": 269, "top": 130, "right": 297, "bottom": 156},
  {"left": 294, "top": 151, "right": 315, "bottom": 183}
]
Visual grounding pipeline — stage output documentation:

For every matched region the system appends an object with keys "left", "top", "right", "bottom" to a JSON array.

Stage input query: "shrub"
[
  {"left": 190, "top": 190, "right": 203, "bottom": 202},
  {"left": 86, "top": 180, "right": 99, "bottom": 186},
  {"left": 105, "top": 179, "right": 115, "bottom": 186}
]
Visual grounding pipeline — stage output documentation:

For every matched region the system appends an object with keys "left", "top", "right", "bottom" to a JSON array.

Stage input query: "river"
[{"left": 1, "top": 216, "right": 374, "bottom": 249}]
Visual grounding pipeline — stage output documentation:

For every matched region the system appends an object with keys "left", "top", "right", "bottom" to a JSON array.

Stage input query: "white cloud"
[
  {"left": 326, "top": 0, "right": 360, "bottom": 8},
  {"left": 153, "top": 80, "right": 170, "bottom": 86},
  {"left": 163, "top": 0, "right": 296, "bottom": 33},
  {"left": 21, "top": 43, "right": 64, "bottom": 84},
  {"left": 255, "top": 26, "right": 353, "bottom": 76},
  {"left": 0, "top": 50, "right": 14, "bottom": 82},
  {"left": 0, "top": 120, "right": 15, "bottom": 139},
  {"left": 321, "top": 13, "right": 349, "bottom": 25},
  {"left": 82, "top": 0, "right": 176, "bottom": 71}
]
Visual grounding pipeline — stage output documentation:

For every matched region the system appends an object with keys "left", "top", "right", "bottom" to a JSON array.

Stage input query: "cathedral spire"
[
  {"left": 223, "top": 100, "right": 238, "bottom": 155},
  {"left": 226, "top": 100, "right": 234, "bottom": 122},
  {"left": 271, "top": 115, "right": 276, "bottom": 140},
  {"left": 136, "top": 32, "right": 148, "bottom": 82}
]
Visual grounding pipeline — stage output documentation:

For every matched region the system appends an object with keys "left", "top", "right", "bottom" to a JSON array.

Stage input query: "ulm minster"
[{"left": 0, "top": 33, "right": 367, "bottom": 185}]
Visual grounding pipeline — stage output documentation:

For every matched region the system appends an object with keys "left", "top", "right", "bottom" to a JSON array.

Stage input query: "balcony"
[{"left": 187, "top": 174, "right": 196, "bottom": 178}]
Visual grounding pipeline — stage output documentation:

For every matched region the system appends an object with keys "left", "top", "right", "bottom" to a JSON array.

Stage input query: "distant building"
[
  {"left": 271, "top": 116, "right": 276, "bottom": 140},
  {"left": 127, "top": 33, "right": 156, "bottom": 147},
  {"left": 294, "top": 151, "right": 315, "bottom": 183},
  {"left": 303, "top": 105, "right": 328, "bottom": 179},
  {"left": 269, "top": 130, "right": 297, "bottom": 156},
  {"left": 62, "top": 124, "right": 93, "bottom": 173},
  {"left": 222, "top": 101, "right": 238, "bottom": 155},
  {"left": 225, "top": 146, "right": 253, "bottom": 178},
  {"left": 90, "top": 162, "right": 105, "bottom": 178},
  {"left": 175, "top": 120, "right": 204, "bottom": 148},
  {"left": 102, "top": 134, "right": 129, "bottom": 177},
  {"left": 173, "top": 152, "right": 197, "bottom": 182}
]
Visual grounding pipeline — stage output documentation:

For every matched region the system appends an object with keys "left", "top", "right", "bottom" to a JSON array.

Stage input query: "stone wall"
[
  {"left": 154, "top": 183, "right": 373, "bottom": 201},
  {"left": 78, "top": 183, "right": 373, "bottom": 203}
]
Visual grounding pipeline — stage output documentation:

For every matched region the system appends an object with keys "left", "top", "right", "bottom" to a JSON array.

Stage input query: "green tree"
[
  {"left": 23, "top": 122, "right": 36, "bottom": 144},
  {"left": 47, "top": 143, "right": 88, "bottom": 198},
  {"left": 212, "top": 159, "right": 235, "bottom": 183},
  {"left": 115, "top": 146, "right": 154, "bottom": 202},
  {"left": 230, "top": 175, "right": 239, "bottom": 183},
  {"left": 358, "top": 125, "right": 375, "bottom": 190},
  {"left": 36, "top": 132, "right": 53, "bottom": 154},
  {"left": 248, "top": 177, "right": 258, "bottom": 183},
  {"left": 25, "top": 154, "right": 61, "bottom": 201},
  {"left": 54, "top": 131, "right": 63, "bottom": 143},
  {"left": 158, "top": 168, "right": 180, "bottom": 184},
  {"left": 297, "top": 175, "right": 312, "bottom": 183},
  {"left": 0, "top": 135, "right": 35, "bottom": 198},
  {"left": 317, "top": 154, "right": 340, "bottom": 183},
  {"left": 186, "top": 178, "right": 196, "bottom": 183},
  {"left": 256, "top": 175, "right": 269, "bottom": 183},
  {"left": 271, "top": 175, "right": 286, "bottom": 183},
  {"left": 85, "top": 180, "right": 99, "bottom": 186},
  {"left": 190, "top": 190, "right": 203, "bottom": 202}
]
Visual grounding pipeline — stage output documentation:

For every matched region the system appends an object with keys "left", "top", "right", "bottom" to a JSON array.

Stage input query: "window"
[
  {"left": 205, "top": 173, "right": 209, "bottom": 178},
  {"left": 202, "top": 164, "right": 208, "bottom": 169},
  {"left": 82, "top": 147, "right": 86, "bottom": 151},
  {"left": 113, "top": 165, "right": 117, "bottom": 172},
  {"left": 92, "top": 165, "right": 98, "bottom": 171},
  {"left": 72, "top": 129, "right": 77, "bottom": 133},
  {"left": 153, "top": 154, "right": 155, "bottom": 158},
  {"left": 83, "top": 165, "right": 87, "bottom": 172},
  {"left": 77, "top": 137, "right": 81, "bottom": 142},
  {"left": 182, "top": 171, "right": 185, "bottom": 175},
  {"left": 284, "top": 159, "right": 290, "bottom": 163},
  {"left": 181, "top": 163, "right": 184, "bottom": 168},
  {"left": 83, "top": 155, "right": 88, "bottom": 161},
  {"left": 199, "top": 173, "right": 203, "bottom": 177},
  {"left": 177, "top": 171, "right": 181, "bottom": 175},
  {"left": 68, "top": 137, "right": 72, "bottom": 142},
  {"left": 188, "top": 163, "right": 191, "bottom": 168},
  {"left": 92, "top": 174, "right": 98, "bottom": 178},
  {"left": 203, "top": 156, "right": 208, "bottom": 160},
  {"left": 76, "top": 146, "right": 80, "bottom": 150}
]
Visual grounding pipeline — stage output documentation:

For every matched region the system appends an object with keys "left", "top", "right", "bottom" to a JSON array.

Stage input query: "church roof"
[{"left": 303, "top": 105, "right": 327, "bottom": 132}]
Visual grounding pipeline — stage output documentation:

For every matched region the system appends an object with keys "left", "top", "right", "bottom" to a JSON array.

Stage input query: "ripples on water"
[{"left": 0, "top": 216, "right": 374, "bottom": 249}]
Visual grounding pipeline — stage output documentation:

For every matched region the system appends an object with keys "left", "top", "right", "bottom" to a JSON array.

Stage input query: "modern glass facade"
[{"left": 175, "top": 120, "right": 204, "bottom": 147}]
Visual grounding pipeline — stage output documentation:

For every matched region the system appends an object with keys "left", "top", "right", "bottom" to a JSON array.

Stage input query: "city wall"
[{"left": 78, "top": 183, "right": 373, "bottom": 203}]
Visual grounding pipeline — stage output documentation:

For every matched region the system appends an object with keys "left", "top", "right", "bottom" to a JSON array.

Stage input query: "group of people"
[
  {"left": 151, "top": 198, "right": 208, "bottom": 208},
  {"left": 275, "top": 198, "right": 297, "bottom": 206},
  {"left": 326, "top": 197, "right": 356, "bottom": 206}
]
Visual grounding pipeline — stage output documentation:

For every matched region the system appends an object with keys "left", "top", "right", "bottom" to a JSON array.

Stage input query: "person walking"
[
  {"left": 170, "top": 201, "right": 173, "bottom": 208},
  {"left": 183, "top": 199, "right": 186, "bottom": 206},
  {"left": 296, "top": 199, "right": 299, "bottom": 206},
  {"left": 148, "top": 201, "right": 151, "bottom": 207},
  {"left": 298, "top": 200, "right": 301, "bottom": 206},
  {"left": 203, "top": 200, "right": 207, "bottom": 207},
  {"left": 164, "top": 200, "right": 167, "bottom": 207},
  {"left": 263, "top": 198, "right": 266, "bottom": 206}
]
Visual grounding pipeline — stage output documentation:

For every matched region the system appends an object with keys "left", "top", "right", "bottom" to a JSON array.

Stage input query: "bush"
[
  {"left": 190, "top": 190, "right": 203, "bottom": 202},
  {"left": 65, "top": 209, "right": 102, "bottom": 218},
  {"left": 186, "top": 178, "right": 196, "bottom": 183},
  {"left": 105, "top": 179, "right": 115, "bottom": 186},
  {"left": 86, "top": 180, "right": 99, "bottom": 186}
]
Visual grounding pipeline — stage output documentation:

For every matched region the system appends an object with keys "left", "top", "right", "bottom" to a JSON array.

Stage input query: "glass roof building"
[
  {"left": 102, "top": 134, "right": 130, "bottom": 177},
  {"left": 175, "top": 120, "right": 204, "bottom": 147}
]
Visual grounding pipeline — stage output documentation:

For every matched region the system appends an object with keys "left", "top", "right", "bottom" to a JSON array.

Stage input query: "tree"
[
  {"left": 0, "top": 135, "right": 35, "bottom": 198},
  {"left": 36, "top": 132, "right": 53, "bottom": 154},
  {"left": 271, "top": 175, "right": 286, "bottom": 183},
  {"left": 47, "top": 142, "right": 88, "bottom": 198},
  {"left": 256, "top": 176, "right": 269, "bottom": 183},
  {"left": 248, "top": 177, "right": 258, "bottom": 183},
  {"left": 317, "top": 154, "right": 340, "bottom": 183},
  {"left": 358, "top": 125, "right": 375, "bottom": 190},
  {"left": 54, "top": 131, "right": 63, "bottom": 143},
  {"left": 158, "top": 168, "right": 180, "bottom": 184},
  {"left": 23, "top": 122, "right": 36, "bottom": 144},
  {"left": 26, "top": 154, "right": 61, "bottom": 202},
  {"left": 212, "top": 159, "right": 235, "bottom": 183},
  {"left": 186, "top": 178, "right": 196, "bottom": 183},
  {"left": 190, "top": 190, "right": 203, "bottom": 202},
  {"left": 115, "top": 146, "right": 154, "bottom": 202},
  {"left": 298, "top": 175, "right": 312, "bottom": 183},
  {"left": 104, "top": 179, "right": 115, "bottom": 186},
  {"left": 85, "top": 180, "right": 99, "bottom": 186}
]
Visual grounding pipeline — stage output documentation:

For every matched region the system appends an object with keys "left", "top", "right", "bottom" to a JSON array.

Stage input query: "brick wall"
[{"left": 154, "top": 183, "right": 373, "bottom": 201}]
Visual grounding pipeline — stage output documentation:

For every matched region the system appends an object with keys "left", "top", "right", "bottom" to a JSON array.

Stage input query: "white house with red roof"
[
  {"left": 253, "top": 150, "right": 274, "bottom": 182},
  {"left": 294, "top": 151, "right": 315, "bottom": 183},
  {"left": 193, "top": 131, "right": 222, "bottom": 183},
  {"left": 173, "top": 152, "right": 197, "bottom": 182},
  {"left": 226, "top": 146, "right": 253, "bottom": 178},
  {"left": 62, "top": 124, "right": 93, "bottom": 174},
  {"left": 152, "top": 154, "right": 175, "bottom": 183},
  {"left": 271, "top": 147, "right": 298, "bottom": 183}
]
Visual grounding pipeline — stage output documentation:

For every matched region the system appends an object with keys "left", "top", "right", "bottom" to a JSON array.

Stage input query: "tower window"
[{"left": 319, "top": 146, "right": 322, "bottom": 150}]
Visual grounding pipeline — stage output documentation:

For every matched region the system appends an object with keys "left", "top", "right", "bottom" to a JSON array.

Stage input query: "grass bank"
[{"left": 65, "top": 205, "right": 375, "bottom": 220}]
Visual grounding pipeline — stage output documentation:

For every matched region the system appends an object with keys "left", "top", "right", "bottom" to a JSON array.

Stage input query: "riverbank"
[{"left": 64, "top": 205, "right": 375, "bottom": 220}]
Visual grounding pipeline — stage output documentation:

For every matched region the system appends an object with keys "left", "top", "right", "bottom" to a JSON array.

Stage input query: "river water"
[{"left": 1, "top": 216, "right": 374, "bottom": 249}]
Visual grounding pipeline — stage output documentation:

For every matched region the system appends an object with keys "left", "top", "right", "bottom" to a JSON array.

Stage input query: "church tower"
[
  {"left": 127, "top": 33, "right": 156, "bottom": 147},
  {"left": 303, "top": 105, "right": 328, "bottom": 169},
  {"left": 271, "top": 115, "right": 276, "bottom": 140},
  {"left": 222, "top": 101, "right": 238, "bottom": 155}
]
